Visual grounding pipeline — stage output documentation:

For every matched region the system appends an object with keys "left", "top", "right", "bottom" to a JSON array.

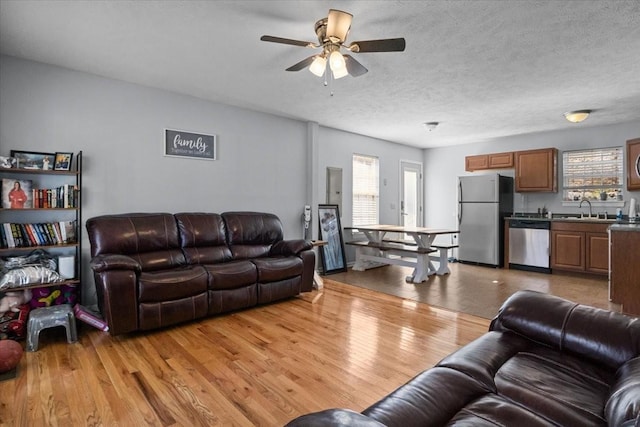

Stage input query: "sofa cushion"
[
  {"left": 176, "top": 213, "right": 232, "bottom": 264},
  {"left": 494, "top": 348, "right": 611, "bottom": 426},
  {"left": 205, "top": 260, "right": 257, "bottom": 290},
  {"left": 362, "top": 367, "right": 490, "bottom": 426},
  {"left": 446, "top": 394, "right": 555, "bottom": 426},
  {"left": 86, "top": 213, "right": 186, "bottom": 271},
  {"left": 252, "top": 257, "right": 303, "bottom": 283},
  {"left": 222, "top": 212, "right": 283, "bottom": 259},
  {"left": 138, "top": 266, "right": 208, "bottom": 302}
]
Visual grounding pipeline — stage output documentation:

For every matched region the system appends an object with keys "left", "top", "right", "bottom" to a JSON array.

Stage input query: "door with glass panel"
[{"left": 400, "top": 161, "right": 423, "bottom": 231}]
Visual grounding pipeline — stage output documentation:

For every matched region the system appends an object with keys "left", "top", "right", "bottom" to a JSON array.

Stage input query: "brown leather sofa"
[
  {"left": 86, "top": 212, "right": 314, "bottom": 335},
  {"left": 286, "top": 291, "right": 640, "bottom": 427}
]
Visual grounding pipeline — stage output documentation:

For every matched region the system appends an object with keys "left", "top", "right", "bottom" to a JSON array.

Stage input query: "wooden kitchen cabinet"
[
  {"left": 610, "top": 227, "right": 640, "bottom": 315},
  {"left": 585, "top": 232, "right": 609, "bottom": 274},
  {"left": 515, "top": 148, "right": 557, "bottom": 192},
  {"left": 627, "top": 138, "right": 640, "bottom": 190},
  {"left": 551, "top": 230, "right": 584, "bottom": 271},
  {"left": 550, "top": 221, "right": 608, "bottom": 275},
  {"left": 465, "top": 152, "right": 514, "bottom": 172}
]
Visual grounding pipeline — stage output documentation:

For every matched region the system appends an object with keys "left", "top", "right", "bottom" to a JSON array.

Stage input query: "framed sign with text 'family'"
[{"left": 164, "top": 128, "right": 217, "bottom": 160}]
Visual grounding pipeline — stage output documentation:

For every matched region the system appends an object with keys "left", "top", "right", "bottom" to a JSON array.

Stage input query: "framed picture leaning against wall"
[{"left": 317, "top": 204, "right": 347, "bottom": 274}]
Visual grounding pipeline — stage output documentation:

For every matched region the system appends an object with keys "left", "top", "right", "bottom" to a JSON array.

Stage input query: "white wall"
[
  {"left": 424, "top": 121, "right": 640, "bottom": 228},
  {"left": 0, "top": 55, "right": 425, "bottom": 302}
]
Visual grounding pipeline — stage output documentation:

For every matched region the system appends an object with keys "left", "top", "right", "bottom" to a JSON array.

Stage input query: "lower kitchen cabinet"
[
  {"left": 551, "top": 221, "right": 608, "bottom": 275},
  {"left": 609, "top": 226, "right": 640, "bottom": 315}
]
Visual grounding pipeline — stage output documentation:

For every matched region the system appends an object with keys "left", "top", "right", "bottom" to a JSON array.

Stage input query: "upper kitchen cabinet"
[
  {"left": 515, "top": 148, "right": 558, "bottom": 192},
  {"left": 465, "top": 152, "right": 514, "bottom": 172},
  {"left": 627, "top": 138, "right": 640, "bottom": 191}
]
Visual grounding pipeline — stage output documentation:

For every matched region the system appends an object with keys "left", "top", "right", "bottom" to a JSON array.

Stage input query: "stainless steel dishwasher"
[{"left": 508, "top": 219, "right": 551, "bottom": 273}]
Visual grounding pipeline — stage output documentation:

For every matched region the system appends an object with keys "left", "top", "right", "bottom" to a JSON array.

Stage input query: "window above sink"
[{"left": 562, "top": 147, "right": 624, "bottom": 207}]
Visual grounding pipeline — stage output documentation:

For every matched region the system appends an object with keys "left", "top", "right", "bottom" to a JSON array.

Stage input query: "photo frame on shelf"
[
  {"left": 317, "top": 204, "right": 347, "bottom": 274},
  {"left": 10, "top": 150, "right": 55, "bottom": 170},
  {"left": 2, "top": 178, "right": 33, "bottom": 209},
  {"left": 54, "top": 152, "right": 74, "bottom": 171}
]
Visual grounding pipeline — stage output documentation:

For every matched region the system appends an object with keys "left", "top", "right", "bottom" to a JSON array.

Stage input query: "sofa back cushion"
[
  {"left": 175, "top": 213, "right": 232, "bottom": 264},
  {"left": 490, "top": 290, "right": 640, "bottom": 370},
  {"left": 86, "top": 213, "right": 185, "bottom": 271},
  {"left": 222, "top": 212, "right": 283, "bottom": 259}
]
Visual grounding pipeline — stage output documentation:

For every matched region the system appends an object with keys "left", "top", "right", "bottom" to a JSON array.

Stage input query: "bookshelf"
[{"left": 0, "top": 151, "right": 82, "bottom": 294}]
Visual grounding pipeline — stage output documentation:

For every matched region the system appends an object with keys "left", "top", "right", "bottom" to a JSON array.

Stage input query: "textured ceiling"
[{"left": 1, "top": 0, "right": 639, "bottom": 148}]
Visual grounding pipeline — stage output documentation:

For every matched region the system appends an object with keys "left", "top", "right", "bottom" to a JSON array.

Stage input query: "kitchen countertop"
[
  {"left": 506, "top": 216, "right": 638, "bottom": 225},
  {"left": 609, "top": 223, "right": 640, "bottom": 232}
]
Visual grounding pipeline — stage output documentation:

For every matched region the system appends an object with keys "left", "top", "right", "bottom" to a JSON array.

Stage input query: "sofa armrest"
[
  {"left": 90, "top": 254, "right": 141, "bottom": 273},
  {"left": 270, "top": 239, "right": 313, "bottom": 256},
  {"left": 490, "top": 290, "right": 640, "bottom": 369},
  {"left": 285, "top": 409, "right": 385, "bottom": 427}
]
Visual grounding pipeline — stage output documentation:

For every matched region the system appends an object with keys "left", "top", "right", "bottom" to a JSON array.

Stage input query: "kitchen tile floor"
[{"left": 328, "top": 262, "right": 621, "bottom": 319}]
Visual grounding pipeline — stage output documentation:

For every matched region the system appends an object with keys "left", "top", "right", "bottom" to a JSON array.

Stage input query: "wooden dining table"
[{"left": 344, "top": 224, "right": 459, "bottom": 283}]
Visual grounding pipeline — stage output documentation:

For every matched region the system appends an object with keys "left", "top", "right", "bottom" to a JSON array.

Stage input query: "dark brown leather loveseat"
[
  {"left": 287, "top": 291, "right": 640, "bottom": 426},
  {"left": 86, "top": 212, "right": 314, "bottom": 335}
]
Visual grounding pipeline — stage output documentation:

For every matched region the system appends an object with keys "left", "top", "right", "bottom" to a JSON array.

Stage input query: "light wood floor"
[
  {"left": 1, "top": 280, "right": 489, "bottom": 426},
  {"left": 1, "top": 263, "right": 621, "bottom": 426}
]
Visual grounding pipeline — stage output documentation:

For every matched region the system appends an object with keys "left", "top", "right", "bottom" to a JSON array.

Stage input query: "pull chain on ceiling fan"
[{"left": 260, "top": 9, "right": 406, "bottom": 80}]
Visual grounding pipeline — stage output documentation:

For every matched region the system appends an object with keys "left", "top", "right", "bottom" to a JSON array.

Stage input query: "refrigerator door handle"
[{"left": 458, "top": 181, "right": 463, "bottom": 224}]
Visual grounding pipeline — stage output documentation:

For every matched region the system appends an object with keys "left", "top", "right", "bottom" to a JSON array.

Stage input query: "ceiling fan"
[{"left": 260, "top": 9, "right": 406, "bottom": 79}]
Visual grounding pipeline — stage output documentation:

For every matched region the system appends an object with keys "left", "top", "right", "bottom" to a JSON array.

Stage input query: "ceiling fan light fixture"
[
  {"left": 329, "top": 51, "right": 348, "bottom": 78},
  {"left": 564, "top": 110, "right": 591, "bottom": 123},
  {"left": 326, "top": 9, "right": 353, "bottom": 42},
  {"left": 309, "top": 55, "right": 326, "bottom": 77},
  {"left": 332, "top": 66, "right": 349, "bottom": 79},
  {"left": 423, "top": 122, "right": 439, "bottom": 131}
]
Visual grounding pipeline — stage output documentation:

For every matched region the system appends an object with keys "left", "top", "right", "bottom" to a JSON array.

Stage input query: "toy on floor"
[
  {"left": 0, "top": 304, "right": 30, "bottom": 340},
  {"left": 0, "top": 339, "right": 23, "bottom": 373},
  {"left": 0, "top": 289, "right": 32, "bottom": 314}
]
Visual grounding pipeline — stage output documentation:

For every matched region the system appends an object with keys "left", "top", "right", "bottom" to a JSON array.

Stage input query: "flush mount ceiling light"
[
  {"left": 260, "top": 9, "right": 406, "bottom": 81},
  {"left": 423, "top": 122, "right": 439, "bottom": 131},
  {"left": 564, "top": 110, "right": 591, "bottom": 123}
]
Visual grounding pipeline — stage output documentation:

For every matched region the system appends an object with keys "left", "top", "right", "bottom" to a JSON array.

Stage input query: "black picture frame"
[
  {"left": 54, "top": 152, "right": 74, "bottom": 171},
  {"left": 318, "top": 204, "right": 347, "bottom": 274},
  {"left": 10, "top": 150, "right": 56, "bottom": 171}
]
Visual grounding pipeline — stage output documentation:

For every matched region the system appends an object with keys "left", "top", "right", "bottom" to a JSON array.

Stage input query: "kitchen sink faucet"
[{"left": 579, "top": 198, "right": 593, "bottom": 218}]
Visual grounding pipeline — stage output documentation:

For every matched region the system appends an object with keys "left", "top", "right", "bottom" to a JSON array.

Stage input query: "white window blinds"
[
  {"left": 352, "top": 154, "right": 379, "bottom": 226},
  {"left": 563, "top": 147, "right": 623, "bottom": 201}
]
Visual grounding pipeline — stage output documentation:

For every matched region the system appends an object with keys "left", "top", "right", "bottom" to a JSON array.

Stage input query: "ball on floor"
[{"left": 0, "top": 339, "right": 23, "bottom": 373}]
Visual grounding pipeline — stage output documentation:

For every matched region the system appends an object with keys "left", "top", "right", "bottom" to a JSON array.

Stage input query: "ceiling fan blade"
[
  {"left": 326, "top": 9, "right": 353, "bottom": 41},
  {"left": 343, "top": 55, "right": 368, "bottom": 77},
  {"left": 349, "top": 38, "right": 406, "bottom": 53},
  {"left": 285, "top": 55, "right": 317, "bottom": 72},
  {"left": 260, "top": 35, "right": 315, "bottom": 48}
]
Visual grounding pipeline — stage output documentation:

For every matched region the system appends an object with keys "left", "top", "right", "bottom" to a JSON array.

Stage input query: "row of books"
[
  {"left": 32, "top": 184, "right": 79, "bottom": 209},
  {"left": 1, "top": 220, "right": 77, "bottom": 248}
]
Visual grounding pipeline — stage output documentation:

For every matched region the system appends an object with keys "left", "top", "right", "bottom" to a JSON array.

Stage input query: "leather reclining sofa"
[
  {"left": 287, "top": 291, "right": 640, "bottom": 427},
  {"left": 86, "top": 212, "right": 314, "bottom": 336}
]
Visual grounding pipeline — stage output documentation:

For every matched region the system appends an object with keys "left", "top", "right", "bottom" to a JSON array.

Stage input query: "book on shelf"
[
  {"left": 1, "top": 220, "right": 77, "bottom": 248},
  {"left": 30, "top": 184, "right": 78, "bottom": 209},
  {"left": 73, "top": 304, "right": 109, "bottom": 332}
]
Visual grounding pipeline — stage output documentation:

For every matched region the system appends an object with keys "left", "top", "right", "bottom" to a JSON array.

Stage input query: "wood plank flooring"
[{"left": 1, "top": 280, "right": 489, "bottom": 427}]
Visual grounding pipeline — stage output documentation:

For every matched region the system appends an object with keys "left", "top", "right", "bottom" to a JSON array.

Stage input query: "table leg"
[{"left": 435, "top": 248, "right": 451, "bottom": 275}]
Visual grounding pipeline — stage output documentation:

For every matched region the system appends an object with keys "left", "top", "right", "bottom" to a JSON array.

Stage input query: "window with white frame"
[
  {"left": 352, "top": 154, "right": 379, "bottom": 225},
  {"left": 563, "top": 147, "right": 623, "bottom": 202}
]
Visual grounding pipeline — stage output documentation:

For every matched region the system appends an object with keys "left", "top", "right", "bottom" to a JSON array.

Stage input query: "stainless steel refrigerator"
[{"left": 458, "top": 174, "right": 513, "bottom": 266}]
